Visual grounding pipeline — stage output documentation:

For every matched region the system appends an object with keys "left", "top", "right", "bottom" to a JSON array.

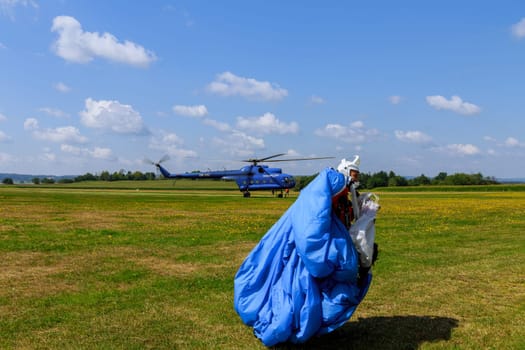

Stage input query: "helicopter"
[{"left": 146, "top": 153, "right": 334, "bottom": 197}]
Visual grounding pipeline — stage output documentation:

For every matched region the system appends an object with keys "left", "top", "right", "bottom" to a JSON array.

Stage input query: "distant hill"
[
  {"left": 496, "top": 178, "right": 525, "bottom": 184},
  {"left": 0, "top": 173, "right": 77, "bottom": 184}
]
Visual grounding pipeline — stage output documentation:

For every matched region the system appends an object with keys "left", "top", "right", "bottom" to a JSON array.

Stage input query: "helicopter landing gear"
[{"left": 243, "top": 191, "right": 251, "bottom": 198}]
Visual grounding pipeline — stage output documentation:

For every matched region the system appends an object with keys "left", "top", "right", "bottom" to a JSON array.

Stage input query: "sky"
[{"left": 1, "top": 1, "right": 525, "bottom": 178}]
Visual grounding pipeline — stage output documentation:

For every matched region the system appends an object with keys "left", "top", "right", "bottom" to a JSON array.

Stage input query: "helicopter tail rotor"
[{"left": 144, "top": 155, "right": 170, "bottom": 178}]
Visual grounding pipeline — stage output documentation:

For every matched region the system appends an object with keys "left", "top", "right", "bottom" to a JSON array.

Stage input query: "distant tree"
[
  {"left": 2, "top": 177, "right": 14, "bottom": 185},
  {"left": 41, "top": 177, "right": 55, "bottom": 184},
  {"left": 409, "top": 174, "right": 431, "bottom": 186},
  {"left": 58, "top": 178, "right": 74, "bottom": 184},
  {"left": 388, "top": 175, "right": 408, "bottom": 187},
  {"left": 366, "top": 171, "right": 389, "bottom": 188},
  {"left": 32, "top": 177, "right": 40, "bottom": 184},
  {"left": 144, "top": 172, "right": 156, "bottom": 180},
  {"left": 295, "top": 173, "right": 318, "bottom": 191},
  {"left": 99, "top": 171, "right": 111, "bottom": 181},
  {"left": 434, "top": 172, "right": 448, "bottom": 183},
  {"left": 130, "top": 171, "right": 145, "bottom": 180},
  {"left": 75, "top": 172, "right": 98, "bottom": 182}
]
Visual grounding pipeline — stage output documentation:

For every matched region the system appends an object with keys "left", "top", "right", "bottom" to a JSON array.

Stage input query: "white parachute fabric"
[{"left": 349, "top": 193, "right": 380, "bottom": 268}]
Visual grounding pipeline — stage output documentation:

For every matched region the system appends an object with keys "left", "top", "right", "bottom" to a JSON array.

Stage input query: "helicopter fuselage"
[{"left": 156, "top": 164, "right": 296, "bottom": 194}]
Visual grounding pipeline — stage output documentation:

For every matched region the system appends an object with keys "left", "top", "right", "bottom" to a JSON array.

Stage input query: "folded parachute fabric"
[{"left": 233, "top": 167, "right": 373, "bottom": 346}]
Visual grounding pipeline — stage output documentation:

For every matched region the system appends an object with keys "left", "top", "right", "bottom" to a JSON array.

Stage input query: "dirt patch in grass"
[{"left": 0, "top": 251, "right": 80, "bottom": 298}]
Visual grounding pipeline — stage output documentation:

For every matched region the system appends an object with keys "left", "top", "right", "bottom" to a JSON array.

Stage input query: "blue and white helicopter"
[{"left": 146, "top": 154, "right": 333, "bottom": 197}]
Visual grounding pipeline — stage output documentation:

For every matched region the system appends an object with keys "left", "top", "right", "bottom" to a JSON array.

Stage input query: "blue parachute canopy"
[{"left": 234, "top": 168, "right": 372, "bottom": 346}]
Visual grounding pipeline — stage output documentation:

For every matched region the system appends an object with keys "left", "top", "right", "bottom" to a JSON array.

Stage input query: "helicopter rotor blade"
[
  {"left": 158, "top": 154, "right": 170, "bottom": 164},
  {"left": 262, "top": 156, "right": 335, "bottom": 163},
  {"left": 242, "top": 153, "right": 287, "bottom": 165},
  {"left": 143, "top": 157, "right": 155, "bottom": 165}
]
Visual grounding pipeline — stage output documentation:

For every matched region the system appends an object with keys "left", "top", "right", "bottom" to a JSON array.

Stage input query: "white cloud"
[
  {"left": 89, "top": 147, "right": 113, "bottom": 159},
  {"left": 438, "top": 143, "right": 481, "bottom": 156},
  {"left": 0, "top": 130, "right": 11, "bottom": 142},
  {"left": 0, "top": 0, "right": 38, "bottom": 20},
  {"left": 236, "top": 113, "right": 298, "bottom": 135},
  {"left": 504, "top": 137, "right": 524, "bottom": 148},
  {"left": 395, "top": 130, "right": 432, "bottom": 144},
  {"left": 207, "top": 72, "right": 288, "bottom": 101},
  {"left": 80, "top": 98, "right": 147, "bottom": 134},
  {"left": 148, "top": 131, "right": 197, "bottom": 159},
  {"left": 54, "top": 82, "right": 71, "bottom": 93},
  {"left": 426, "top": 95, "right": 481, "bottom": 115},
  {"left": 39, "top": 107, "right": 70, "bottom": 118},
  {"left": 23, "top": 118, "right": 39, "bottom": 130},
  {"left": 389, "top": 95, "right": 402, "bottom": 105},
  {"left": 51, "top": 16, "right": 157, "bottom": 68},
  {"left": 203, "top": 118, "right": 231, "bottom": 132},
  {"left": 310, "top": 95, "right": 325, "bottom": 104},
  {"left": 511, "top": 18, "right": 525, "bottom": 38},
  {"left": 315, "top": 121, "right": 379, "bottom": 144},
  {"left": 0, "top": 112, "right": 7, "bottom": 121},
  {"left": 211, "top": 131, "right": 265, "bottom": 157},
  {"left": 350, "top": 121, "right": 364, "bottom": 128},
  {"left": 35, "top": 126, "right": 87, "bottom": 143},
  {"left": 61, "top": 144, "right": 114, "bottom": 160},
  {"left": 40, "top": 151, "right": 56, "bottom": 162},
  {"left": 173, "top": 104, "right": 208, "bottom": 117},
  {"left": 24, "top": 118, "right": 88, "bottom": 143}
]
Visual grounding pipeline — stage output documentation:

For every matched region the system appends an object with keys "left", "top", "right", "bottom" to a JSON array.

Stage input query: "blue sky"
[{"left": 1, "top": 1, "right": 525, "bottom": 178}]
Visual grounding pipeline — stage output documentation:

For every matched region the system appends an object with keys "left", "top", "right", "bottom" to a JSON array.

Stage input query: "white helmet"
[{"left": 337, "top": 155, "right": 360, "bottom": 177}]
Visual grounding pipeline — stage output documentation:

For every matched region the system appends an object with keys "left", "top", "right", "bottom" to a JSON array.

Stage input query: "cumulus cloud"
[
  {"left": 148, "top": 131, "right": 197, "bottom": 159},
  {"left": 203, "top": 118, "right": 231, "bottom": 132},
  {"left": 207, "top": 72, "right": 288, "bottom": 101},
  {"left": 61, "top": 144, "right": 114, "bottom": 160},
  {"left": 51, "top": 16, "right": 157, "bottom": 68},
  {"left": 211, "top": 131, "right": 265, "bottom": 158},
  {"left": 395, "top": 130, "right": 432, "bottom": 144},
  {"left": 39, "top": 107, "right": 70, "bottom": 118},
  {"left": 389, "top": 95, "right": 402, "bottom": 105},
  {"left": 236, "top": 113, "right": 298, "bottom": 135},
  {"left": 0, "top": 0, "right": 38, "bottom": 20},
  {"left": 309, "top": 95, "right": 325, "bottom": 104},
  {"left": 437, "top": 143, "right": 481, "bottom": 156},
  {"left": 511, "top": 18, "right": 525, "bottom": 38},
  {"left": 315, "top": 121, "right": 379, "bottom": 144},
  {"left": 24, "top": 118, "right": 88, "bottom": 143},
  {"left": 504, "top": 137, "right": 525, "bottom": 148},
  {"left": 173, "top": 104, "right": 208, "bottom": 117},
  {"left": 54, "top": 82, "right": 71, "bottom": 93},
  {"left": 80, "top": 98, "right": 147, "bottom": 134},
  {"left": 23, "top": 117, "right": 38, "bottom": 130},
  {"left": 426, "top": 95, "right": 481, "bottom": 115},
  {"left": 0, "top": 130, "right": 11, "bottom": 142}
]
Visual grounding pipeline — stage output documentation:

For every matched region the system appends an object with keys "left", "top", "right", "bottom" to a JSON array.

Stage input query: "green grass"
[{"left": 0, "top": 184, "right": 524, "bottom": 349}]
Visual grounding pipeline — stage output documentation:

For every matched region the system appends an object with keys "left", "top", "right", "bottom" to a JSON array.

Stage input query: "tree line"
[
  {"left": 3, "top": 169, "right": 498, "bottom": 188},
  {"left": 295, "top": 170, "right": 498, "bottom": 191}
]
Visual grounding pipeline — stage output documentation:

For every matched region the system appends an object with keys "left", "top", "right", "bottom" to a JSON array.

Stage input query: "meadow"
[{"left": 0, "top": 181, "right": 524, "bottom": 349}]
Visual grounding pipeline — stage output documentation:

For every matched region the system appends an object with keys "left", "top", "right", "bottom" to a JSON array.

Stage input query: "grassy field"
[{"left": 0, "top": 182, "right": 524, "bottom": 349}]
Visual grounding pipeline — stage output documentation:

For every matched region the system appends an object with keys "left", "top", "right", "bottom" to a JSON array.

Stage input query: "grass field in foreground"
[{"left": 0, "top": 184, "right": 524, "bottom": 349}]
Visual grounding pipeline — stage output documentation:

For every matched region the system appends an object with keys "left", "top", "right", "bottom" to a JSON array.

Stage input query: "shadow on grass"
[{"left": 273, "top": 315, "right": 459, "bottom": 350}]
